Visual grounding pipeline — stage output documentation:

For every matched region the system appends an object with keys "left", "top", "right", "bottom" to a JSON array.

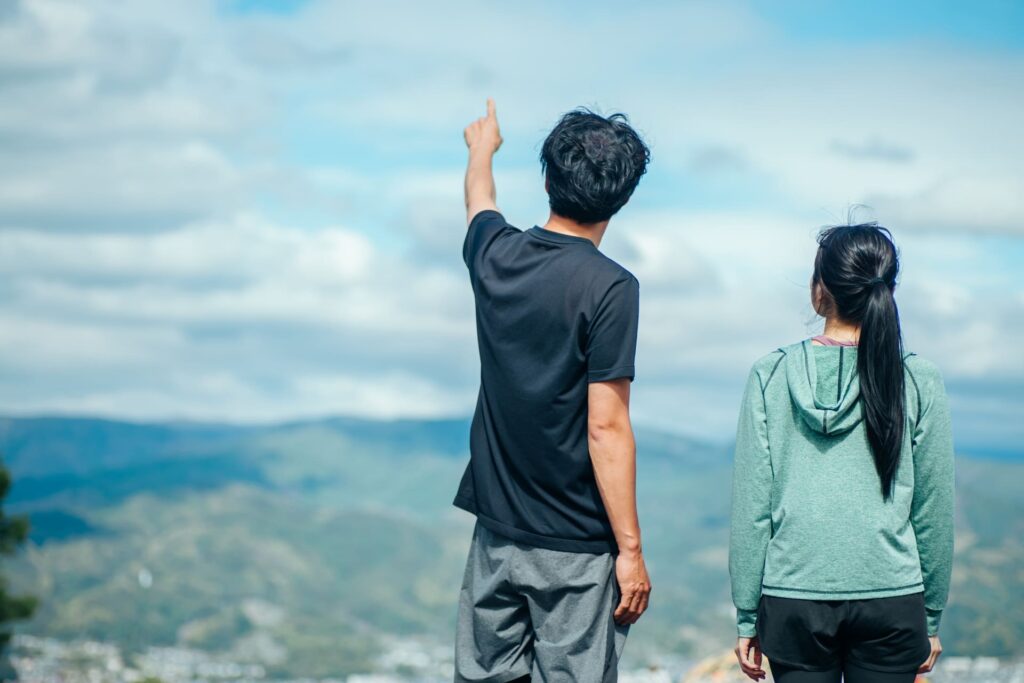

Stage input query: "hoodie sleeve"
[
  {"left": 907, "top": 358, "right": 956, "bottom": 635},
  {"left": 729, "top": 361, "right": 775, "bottom": 637}
]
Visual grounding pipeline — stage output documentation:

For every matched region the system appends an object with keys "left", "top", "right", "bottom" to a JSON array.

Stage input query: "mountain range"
[{"left": 0, "top": 415, "right": 1021, "bottom": 678}]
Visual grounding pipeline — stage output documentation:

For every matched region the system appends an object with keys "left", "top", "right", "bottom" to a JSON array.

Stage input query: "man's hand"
[
  {"left": 464, "top": 98, "right": 502, "bottom": 155},
  {"left": 735, "top": 637, "right": 766, "bottom": 681},
  {"left": 918, "top": 635, "right": 942, "bottom": 674},
  {"left": 463, "top": 98, "right": 501, "bottom": 223},
  {"left": 613, "top": 549, "right": 651, "bottom": 625}
]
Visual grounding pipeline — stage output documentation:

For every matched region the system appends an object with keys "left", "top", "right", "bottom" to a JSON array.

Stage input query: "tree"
[{"left": 0, "top": 459, "right": 37, "bottom": 680}]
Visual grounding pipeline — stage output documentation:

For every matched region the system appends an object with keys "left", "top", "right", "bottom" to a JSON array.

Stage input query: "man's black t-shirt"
[{"left": 453, "top": 210, "right": 640, "bottom": 553}]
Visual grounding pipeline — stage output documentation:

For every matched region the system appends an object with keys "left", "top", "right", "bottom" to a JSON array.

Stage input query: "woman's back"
[
  {"left": 732, "top": 342, "right": 954, "bottom": 620},
  {"left": 729, "top": 222, "right": 955, "bottom": 682}
]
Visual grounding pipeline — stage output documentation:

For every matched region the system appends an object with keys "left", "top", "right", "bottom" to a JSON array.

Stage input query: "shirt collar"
[{"left": 527, "top": 226, "right": 595, "bottom": 246}]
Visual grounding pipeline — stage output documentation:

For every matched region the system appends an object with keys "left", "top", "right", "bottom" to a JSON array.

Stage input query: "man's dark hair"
[{"left": 540, "top": 109, "right": 650, "bottom": 224}]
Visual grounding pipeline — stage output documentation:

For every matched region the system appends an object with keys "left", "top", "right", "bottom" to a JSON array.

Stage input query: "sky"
[{"left": 1, "top": 0, "right": 1022, "bottom": 450}]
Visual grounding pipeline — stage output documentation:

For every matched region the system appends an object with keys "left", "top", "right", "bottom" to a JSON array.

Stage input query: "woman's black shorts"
[{"left": 757, "top": 593, "right": 931, "bottom": 674}]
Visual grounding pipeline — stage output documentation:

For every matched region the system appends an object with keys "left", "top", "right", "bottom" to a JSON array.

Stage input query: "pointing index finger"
[{"left": 486, "top": 97, "right": 496, "bottom": 119}]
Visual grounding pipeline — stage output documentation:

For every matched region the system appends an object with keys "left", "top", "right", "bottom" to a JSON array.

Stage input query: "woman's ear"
[{"left": 811, "top": 280, "right": 829, "bottom": 317}]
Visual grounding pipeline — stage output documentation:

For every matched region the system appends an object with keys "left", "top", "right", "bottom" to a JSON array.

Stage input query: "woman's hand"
[
  {"left": 735, "top": 637, "right": 766, "bottom": 680},
  {"left": 918, "top": 635, "right": 943, "bottom": 673}
]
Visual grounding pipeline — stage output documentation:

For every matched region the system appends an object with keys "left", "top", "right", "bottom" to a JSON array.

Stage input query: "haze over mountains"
[{"left": 1, "top": 415, "right": 1021, "bottom": 678}]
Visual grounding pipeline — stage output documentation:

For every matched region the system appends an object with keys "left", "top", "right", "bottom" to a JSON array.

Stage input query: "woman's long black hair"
[{"left": 813, "top": 223, "right": 904, "bottom": 500}]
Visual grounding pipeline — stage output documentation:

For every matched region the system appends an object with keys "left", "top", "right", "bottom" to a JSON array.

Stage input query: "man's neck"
[{"left": 542, "top": 213, "right": 609, "bottom": 247}]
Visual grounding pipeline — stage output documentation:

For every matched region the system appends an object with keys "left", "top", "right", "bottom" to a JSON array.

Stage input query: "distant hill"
[{"left": 1, "top": 415, "right": 1021, "bottom": 678}]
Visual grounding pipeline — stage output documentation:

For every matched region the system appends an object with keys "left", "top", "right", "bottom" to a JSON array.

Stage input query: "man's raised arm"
[
  {"left": 463, "top": 98, "right": 503, "bottom": 225},
  {"left": 588, "top": 378, "right": 652, "bottom": 625}
]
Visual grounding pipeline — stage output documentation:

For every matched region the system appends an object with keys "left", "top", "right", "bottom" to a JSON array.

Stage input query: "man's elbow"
[{"left": 588, "top": 415, "right": 631, "bottom": 444}]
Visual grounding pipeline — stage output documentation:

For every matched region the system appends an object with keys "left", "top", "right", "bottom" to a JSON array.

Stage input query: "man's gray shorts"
[{"left": 454, "top": 523, "right": 628, "bottom": 683}]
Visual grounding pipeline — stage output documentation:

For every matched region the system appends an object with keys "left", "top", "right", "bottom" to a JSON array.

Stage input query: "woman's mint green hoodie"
[{"left": 729, "top": 341, "right": 955, "bottom": 638}]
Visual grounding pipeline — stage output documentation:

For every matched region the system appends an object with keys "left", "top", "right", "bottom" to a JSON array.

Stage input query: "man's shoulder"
[
  {"left": 581, "top": 249, "right": 638, "bottom": 290},
  {"left": 464, "top": 210, "right": 521, "bottom": 270},
  {"left": 576, "top": 255, "right": 637, "bottom": 317},
  {"left": 468, "top": 209, "right": 519, "bottom": 233}
]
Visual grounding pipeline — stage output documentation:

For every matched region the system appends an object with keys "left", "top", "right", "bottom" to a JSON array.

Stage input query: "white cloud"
[
  {"left": 0, "top": 142, "right": 246, "bottom": 230},
  {"left": 0, "top": 211, "right": 480, "bottom": 422},
  {"left": 868, "top": 174, "right": 1024, "bottom": 235},
  {"left": 5, "top": 369, "right": 473, "bottom": 424},
  {"left": 1, "top": 215, "right": 370, "bottom": 285},
  {"left": 1, "top": 214, "right": 468, "bottom": 334},
  {"left": 0, "top": 0, "right": 1021, "bottom": 444}
]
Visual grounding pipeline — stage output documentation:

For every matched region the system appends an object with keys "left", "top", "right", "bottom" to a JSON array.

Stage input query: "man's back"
[
  {"left": 452, "top": 102, "right": 651, "bottom": 683},
  {"left": 453, "top": 210, "right": 639, "bottom": 553}
]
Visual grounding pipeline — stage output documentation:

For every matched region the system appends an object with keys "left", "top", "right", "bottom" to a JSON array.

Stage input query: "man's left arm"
[
  {"left": 588, "top": 379, "right": 651, "bottom": 626},
  {"left": 585, "top": 276, "right": 649, "bottom": 625},
  {"left": 463, "top": 98, "right": 502, "bottom": 225}
]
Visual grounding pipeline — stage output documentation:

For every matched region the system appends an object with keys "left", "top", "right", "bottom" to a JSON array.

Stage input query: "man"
[{"left": 453, "top": 98, "right": 651, "bottom": 683}]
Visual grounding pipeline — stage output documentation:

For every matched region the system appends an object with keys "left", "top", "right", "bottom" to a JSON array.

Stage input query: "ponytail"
[
  {"left": 814, "top": 224, "right": 905, "bottom": 500},
  {"left": 858, "top": 279, "right": 904, "bottom": 500}
]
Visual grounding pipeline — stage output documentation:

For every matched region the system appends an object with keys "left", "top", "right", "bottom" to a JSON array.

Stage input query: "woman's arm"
[
  {"left": 729, "top": 366, "right": 774, "bottom": 636},
  {"left": 908, "top": 360, "right": 956, "bottom": 636}
]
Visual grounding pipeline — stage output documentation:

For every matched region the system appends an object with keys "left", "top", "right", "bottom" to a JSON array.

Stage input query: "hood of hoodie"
[{"left": 782, "top": 340, "right": 863, "bottom": 435}]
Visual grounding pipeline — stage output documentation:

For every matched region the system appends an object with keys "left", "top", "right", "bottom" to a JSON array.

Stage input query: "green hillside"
[{"left": 0, "top": 416, "right": 1021, "bottom": 677}]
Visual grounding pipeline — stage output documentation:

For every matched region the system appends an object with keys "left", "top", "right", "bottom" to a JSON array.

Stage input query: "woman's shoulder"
[
  {"left": 903, "top": 353, "right": 948, "bottom": 419},
  {"left": 749, "top": 340, "right": 808, "bottom": 375},
  {"left": 903, "top": 353, "right": 945, "bottom": 386},
  {"left": 746, "top": 348, "right": 789, "bottom": 391}
]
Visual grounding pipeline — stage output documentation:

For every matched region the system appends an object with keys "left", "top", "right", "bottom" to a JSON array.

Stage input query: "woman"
[{"left": 729, "top": 224, "right": 955, "bottom": 682}]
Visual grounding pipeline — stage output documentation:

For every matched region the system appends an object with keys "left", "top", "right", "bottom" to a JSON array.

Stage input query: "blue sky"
[{"left": 0, "top": 0, "right": 1021, "bottom": 451}]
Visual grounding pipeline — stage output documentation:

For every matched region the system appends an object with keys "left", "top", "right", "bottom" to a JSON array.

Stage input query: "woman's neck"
[{"left": 821, "top": 317, "right": 861, "bottom": 344}]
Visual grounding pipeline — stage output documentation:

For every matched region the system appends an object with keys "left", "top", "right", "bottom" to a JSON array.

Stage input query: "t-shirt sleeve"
[
  {"left": 585, "top": 276, "right": 640, "bottom": 382},
  {"left": 463, "top": 209, "right": 513, "bottom": 275}
]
